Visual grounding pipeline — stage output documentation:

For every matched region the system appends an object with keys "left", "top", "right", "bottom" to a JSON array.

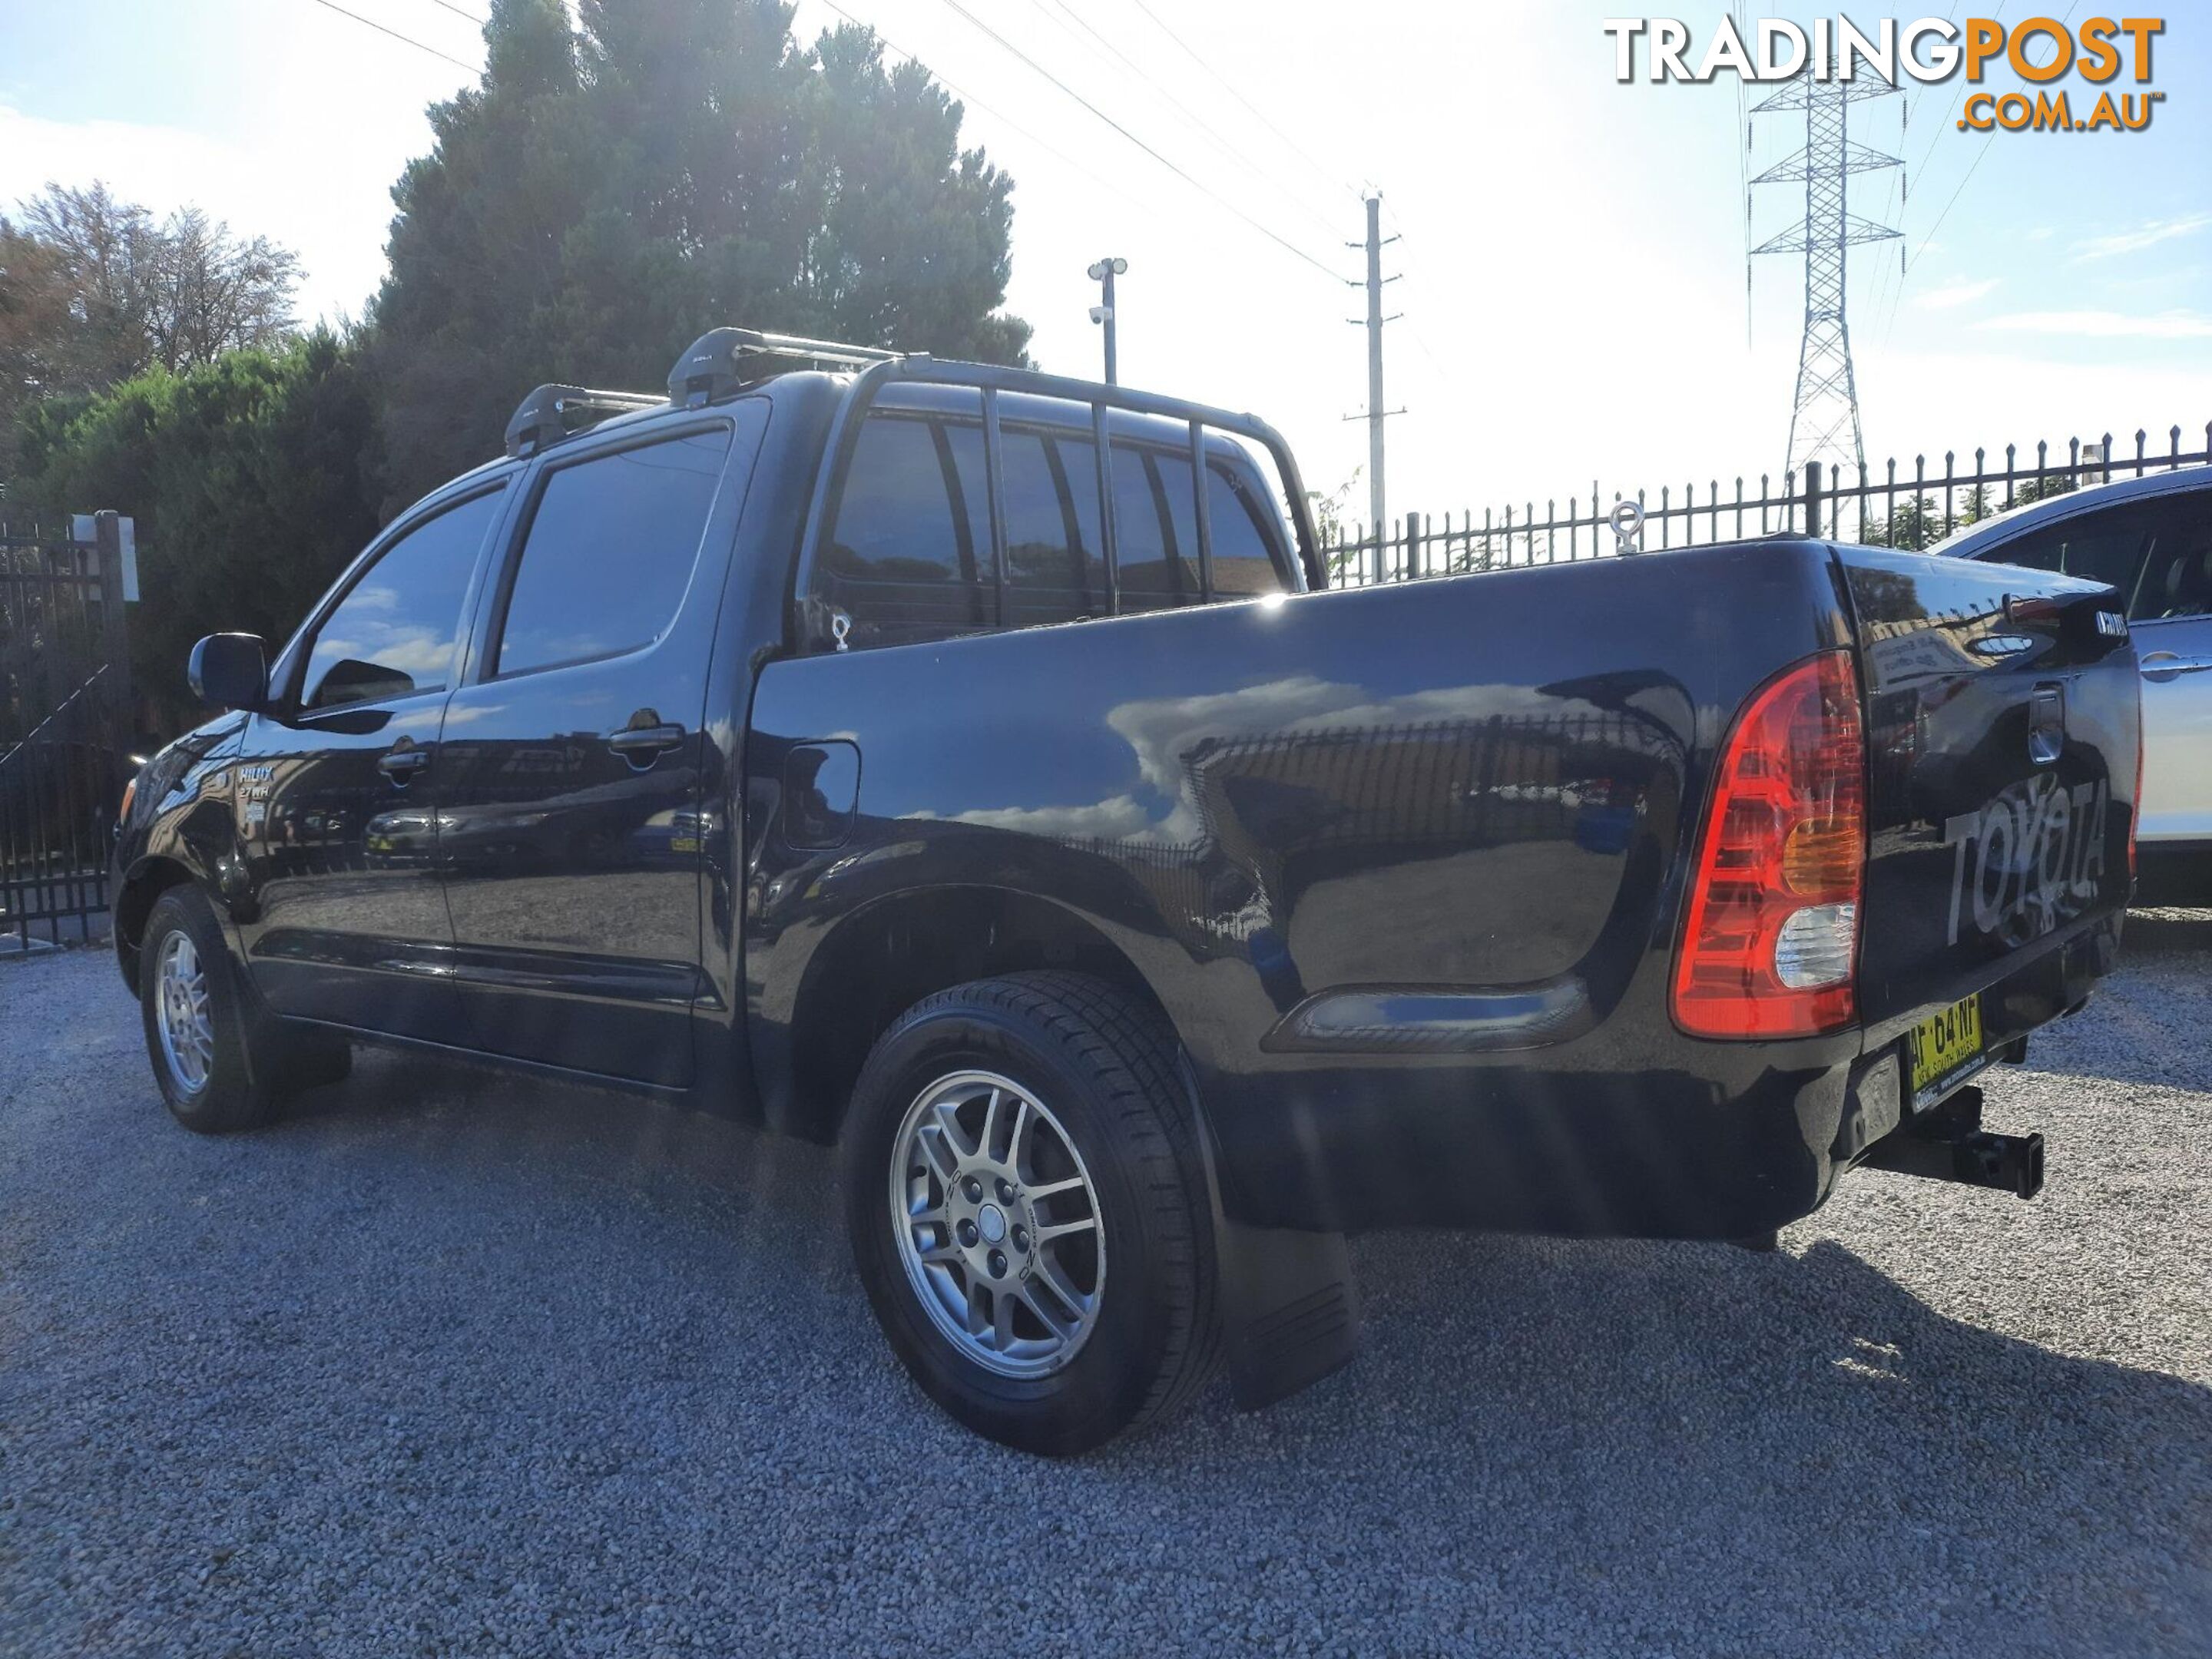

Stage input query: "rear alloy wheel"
[
  {"left": 888, "top": 1069, "right": 1106, "bottom": 1377},
  {"left": 843, "top": 972, "right": 1220, "bottom": 1455}
]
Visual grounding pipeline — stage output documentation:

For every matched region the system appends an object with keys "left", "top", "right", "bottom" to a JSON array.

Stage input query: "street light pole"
[{"left": 1086, "top": 257, "right": 1127, "bottom": 385}]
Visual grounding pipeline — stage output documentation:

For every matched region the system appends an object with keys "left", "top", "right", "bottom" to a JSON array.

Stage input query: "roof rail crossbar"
[
  {"left": 668, "top": 327, "right": 902, "bottom": 407},
  {"left": 505, "top": 385, "right": 663, "bottom": 459}
]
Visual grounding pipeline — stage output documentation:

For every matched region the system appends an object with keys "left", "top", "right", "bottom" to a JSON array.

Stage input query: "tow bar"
[{"left": 1860, "top": 1085, "right": 2045, "bottom": 1200}]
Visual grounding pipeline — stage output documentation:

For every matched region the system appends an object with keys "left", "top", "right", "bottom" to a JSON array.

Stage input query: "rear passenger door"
[
  {"left": 2127, "top": 491, "right": 2212, "bottom": 841},
  {"left": 434, "top": 407, "right": 767, "bottom": 1086}
]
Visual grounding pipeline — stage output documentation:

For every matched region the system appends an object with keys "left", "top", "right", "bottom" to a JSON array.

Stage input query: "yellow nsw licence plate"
[{"left": 1909, "top": 992, "right": 1984, "bottom": 1100}]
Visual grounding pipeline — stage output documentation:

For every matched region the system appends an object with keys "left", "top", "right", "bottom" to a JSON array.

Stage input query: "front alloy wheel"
[
  {"left": 889, "top": 1069, "right": 1106, "bottom": 1377},
  {"left": 154, "top": 929, "right": 216, "bottom": 1096}
]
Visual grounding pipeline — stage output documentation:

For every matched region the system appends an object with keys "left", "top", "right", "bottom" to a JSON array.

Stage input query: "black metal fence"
[
  {"left": 2, "top": 515, "right": 135, "bottom": 949},
  {"left": 1323, "top": 420, "right": 2212, "bottom": 585}
]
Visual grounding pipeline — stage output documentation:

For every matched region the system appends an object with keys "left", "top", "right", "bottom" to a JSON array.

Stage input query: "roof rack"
[
  {"left": 505, "top": 385, "right": 663, "bottom": 459},
  {"left": 667, "top": 327, "right": 902, "bottom": 407}
]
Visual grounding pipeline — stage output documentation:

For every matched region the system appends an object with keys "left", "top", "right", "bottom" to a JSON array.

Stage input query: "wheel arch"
[
  {"left": 113, "top": 853, "right": 202, "bottom": 995},
  {"left": 773, "top": 884, "right": 1179, "bottom": 1144}
]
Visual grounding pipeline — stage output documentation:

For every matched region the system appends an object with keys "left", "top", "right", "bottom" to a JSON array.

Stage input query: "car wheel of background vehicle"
[
  {"left": 841, "top": 972, "right": 1220, "bottom": 1455},
  {"left": 138, "top": 886, "right": 284, "bottom": 1134}
]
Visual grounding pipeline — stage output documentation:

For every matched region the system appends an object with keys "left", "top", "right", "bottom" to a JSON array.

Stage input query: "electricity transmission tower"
[{"left": 1750, "top": 57, "right": 1902, "bottom": 483}]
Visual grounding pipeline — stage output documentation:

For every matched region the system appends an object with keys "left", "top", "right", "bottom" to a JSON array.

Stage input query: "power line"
[
  {"left": 1895, "top": 0, "right": 2074, "bottom": 289},
  {"left": 305, "top": 0, "right": 478, "bottom": 72},
  {"left": 1372, "top": 199, "right": 1447, "bottom": 376},
  {"left": 419, "top": 0, "right": 487, "bottom": 25},
  {"left": 1025, "top": 0, "right": 1344, "bottom": 244},
  {"left": 930, "top": 0, "right": 1350, "bottom": 283},
  {"left": 813, "top": 0, "right": 1149, "bottom": 214},
  {"left": 1121, "top": 0, "right": 1364, "bottom": 208}
]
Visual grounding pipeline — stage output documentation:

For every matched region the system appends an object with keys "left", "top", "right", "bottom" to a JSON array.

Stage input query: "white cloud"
[
  {"left": 1976, "top": 310, "right": 2212, "bottom": 342},
  {"left": 2071, "top": 213, "right": 2212, "bottom": 263},
  {"left": 1913, "top": 277, "right": 1999, "bottom": 311}
]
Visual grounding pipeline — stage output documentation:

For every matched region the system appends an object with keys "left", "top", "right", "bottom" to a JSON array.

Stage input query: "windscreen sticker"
[{"left": 1943, "top": 775, "right": 2109, "bottom": 947}]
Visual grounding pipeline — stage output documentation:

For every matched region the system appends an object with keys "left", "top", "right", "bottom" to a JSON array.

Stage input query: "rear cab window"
[{"left": 822, "top": 406, "right": 1293, "bottom": 649}]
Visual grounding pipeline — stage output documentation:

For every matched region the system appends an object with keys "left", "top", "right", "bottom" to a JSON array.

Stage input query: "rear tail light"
[{"left": 1672, "top": 650, "right": 1866, "bottom": 1038}]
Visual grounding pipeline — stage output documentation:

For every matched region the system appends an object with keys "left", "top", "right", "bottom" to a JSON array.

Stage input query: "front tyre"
[
  {"left": 841, "top": 972, "right": 1220, "bottom": 1455},
  {"left": 139, "top": 886, "right": 283, "bottom": 1134}
]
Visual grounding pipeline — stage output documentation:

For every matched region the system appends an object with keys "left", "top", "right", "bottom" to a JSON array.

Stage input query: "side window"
[
  {"left": 1004, "top": 430, "right": 1106, "bottom": 626},
  {"left": 1206, "top": 463, "right": 1293, "bottom": 597},
  {"left": 495, "top": 429, "right": 729, "bottom": 677},
  {"left": 1979, "top": 508, "right": 2151, "bottom": 594},
  {"left": 1975, "top": 527, "right": 2065, "bottom": 574},
  {"left": 816, "top": 413, "right": 1296, "bottom": 648},
  {"left": 300, "top": 487, "right": 505, "bottom": 710},
  {"left": 1112, "top": 446, "right": 1200, "bottom": 611},
  {"left": 2131, "top": 495, "right": 2212, "bottom": 622},
  {"left": 824, "top": 414, "right": 986, "bottom": 647}
]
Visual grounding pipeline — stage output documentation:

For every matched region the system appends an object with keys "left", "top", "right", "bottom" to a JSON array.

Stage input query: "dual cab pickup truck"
[{"left": 114, "top": 330, "right": 2141, "bottom": 1452}]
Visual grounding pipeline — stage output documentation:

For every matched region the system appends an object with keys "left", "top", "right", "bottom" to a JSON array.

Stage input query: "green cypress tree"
[{"left": 371, "top": 0, "right": 1029, "bottom": 509}]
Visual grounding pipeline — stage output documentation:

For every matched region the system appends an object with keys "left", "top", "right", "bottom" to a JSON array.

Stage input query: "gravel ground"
[{"left": 4, "top": 917, "right": 2209, "bottom": 1657}]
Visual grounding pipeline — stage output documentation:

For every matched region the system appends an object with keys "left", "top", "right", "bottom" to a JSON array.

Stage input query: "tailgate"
[{"left": 1838, "top": 545, "right": 2139, "bottom": 1031}]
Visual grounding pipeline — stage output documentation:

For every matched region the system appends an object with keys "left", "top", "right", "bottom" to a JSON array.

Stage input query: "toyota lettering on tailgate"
[{"left": 1943, "top": 774, "right": 2111, "bottom": 947}]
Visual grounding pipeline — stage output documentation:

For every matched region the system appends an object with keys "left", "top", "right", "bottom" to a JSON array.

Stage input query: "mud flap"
[
  {"left": 1214, "top": 1213, "right": 1363, "bottom": 1409},
  {"left": 1178, "top": 1058, "right": 1363, "bottom": 1409}
]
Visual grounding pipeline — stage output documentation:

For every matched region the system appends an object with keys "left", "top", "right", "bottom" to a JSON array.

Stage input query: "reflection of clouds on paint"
[
  {"left": 1107, "top": 674, "right": 1567, "bottom": 793},
  {"left": 921, "top": 794, "right": 1154, "bottom": 839},
  {"left": 916, "top": 674, "right": 1583, "bottom": 849},
  {"left": 312, "top": 627, "right": 453, "bottom": 680}
]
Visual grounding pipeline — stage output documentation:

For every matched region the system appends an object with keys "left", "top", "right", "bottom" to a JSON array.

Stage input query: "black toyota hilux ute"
[{"left": 114, "top": 330, "right": 2141, "bottom": 1453}]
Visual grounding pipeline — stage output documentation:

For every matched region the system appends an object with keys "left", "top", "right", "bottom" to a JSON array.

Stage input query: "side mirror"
[{"left": 187, "top": 633, "right": 269, "bottom": 712}]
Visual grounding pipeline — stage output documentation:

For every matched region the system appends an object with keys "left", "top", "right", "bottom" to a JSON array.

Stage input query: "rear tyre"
[
  {"left": 139, "top": 886, "right": 286, "bottom": 1134},
  {"left": 841, "top": 972, "right": 1220, "bottom": 1455}
]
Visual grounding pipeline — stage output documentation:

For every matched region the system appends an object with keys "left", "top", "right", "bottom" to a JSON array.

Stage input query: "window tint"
[
  {"left": 496, "top": 429, "right": 728, "bottom": 676},
  {"left": 1113, "top": 446, "right": 1200, "bottom": 610},
  {"left": 1975, "top": 528, "right": 2065, "bottom": 573},
  {"left": 1207, "top": 464, "right": 1291, "bottom": 597},
  {"left": 819, "top": 417, "right": 1291, "bottom": 648},
  {"left": 1005, "top": 431, "right": 1106, "bottom": 624},
  {"left": 1979, "top": 509, "right": 2148, "bottom": 591},
  {"left": 301, "top": 487, "right": 503, "bottom": 710},
  {"left": 824, "top": 415, "right": 986, "bottom": 647},
  {"left": 2132, "top": 495, "right": 2212, "bottom": 621}
]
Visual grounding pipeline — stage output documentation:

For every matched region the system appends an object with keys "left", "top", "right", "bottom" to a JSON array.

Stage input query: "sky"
[{"left": 3, "top": 2, "right": 2209, "bottom": 531}]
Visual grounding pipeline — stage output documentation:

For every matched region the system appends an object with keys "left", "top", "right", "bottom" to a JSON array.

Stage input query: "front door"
[
  {"left": 233, "top": 483, "right": 512, "bottom": 1041},
  {"left": 435, "top": 412, "right": 763, "bottom": 1087}
]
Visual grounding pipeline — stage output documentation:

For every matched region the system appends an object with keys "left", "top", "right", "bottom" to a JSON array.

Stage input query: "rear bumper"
[{"left": 1197, "top": 909, "right": 2123, "bottom": 1240}]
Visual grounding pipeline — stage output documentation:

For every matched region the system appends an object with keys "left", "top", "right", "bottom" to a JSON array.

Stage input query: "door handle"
[
  {"left": 2140, "top": 651, "right": 2212, "bottom": 683},
  {"left": 606, "top": 720, "right": 686, "bottom": 762},
  {"left": 377, "top": 747, "right": 431, "bottom": 783}
]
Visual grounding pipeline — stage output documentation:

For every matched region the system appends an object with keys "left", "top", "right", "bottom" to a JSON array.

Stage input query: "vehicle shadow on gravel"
[
  {"left": 2123, "top": 907, "right": 2212, "bottom": 955},
  {"left": 1117, "top": 1228, "right": 2212, "bottom": 1651},
  {"left": 2002, "top": 908, "right": 2212, "bottom": 1094},
  {"left": 263, "top": 1051, "right": 2212, "bottom": 1653}
]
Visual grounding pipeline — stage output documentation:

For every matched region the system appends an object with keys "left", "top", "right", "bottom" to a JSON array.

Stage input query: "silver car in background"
[{"left": 1938, "top": 466, "right": 2211, "bottom": 903}]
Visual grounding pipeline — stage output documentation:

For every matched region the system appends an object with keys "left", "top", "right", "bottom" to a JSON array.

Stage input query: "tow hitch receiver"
[{"left": 1860, "top": 1086, "right": 2045, "bottom": 1200}]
